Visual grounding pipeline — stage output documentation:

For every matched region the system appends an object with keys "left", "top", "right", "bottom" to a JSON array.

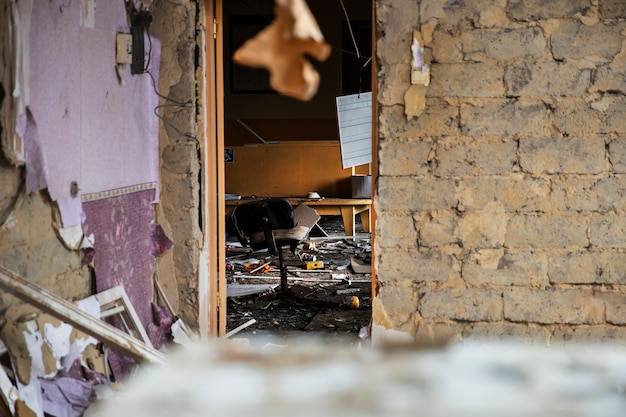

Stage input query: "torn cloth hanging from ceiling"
[{"left": 233, "top": 0, "right": 331, "bottom": 101}]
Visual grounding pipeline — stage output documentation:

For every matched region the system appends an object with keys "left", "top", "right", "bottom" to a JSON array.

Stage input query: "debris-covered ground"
[{"left": 225, "top": 216, "right": 372, "bottom": 345}]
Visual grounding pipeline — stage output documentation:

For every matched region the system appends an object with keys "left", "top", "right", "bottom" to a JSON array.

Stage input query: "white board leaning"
[{"left": 336, "top": 92, "right": 372, "bottom": 169}]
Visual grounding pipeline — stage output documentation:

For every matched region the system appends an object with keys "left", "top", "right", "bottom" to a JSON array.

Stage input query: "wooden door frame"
[
  {"left": 200, "top": 0, "right": 226, "bottom": 338},
  {"left": 199, "top": 0, "right": 377, "bottom": 337}
]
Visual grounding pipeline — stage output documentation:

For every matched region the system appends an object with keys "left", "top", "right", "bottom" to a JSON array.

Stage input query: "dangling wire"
[
  {"left": 339, "top": 0, "right": 360, "bottom": 59},
  {"left": 339, "top": 0, "right": 374, "bottom": 96},
  {"left": 358, "top": 56, "right": 373, "bottom": 96},
  {"left": 143, "top": 29, "right": 197, "bottom": 141}
]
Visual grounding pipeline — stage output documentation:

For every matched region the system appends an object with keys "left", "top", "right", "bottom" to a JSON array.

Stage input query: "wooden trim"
[
  {"left": 371, "top": 1, "right": 378, "bottom": 295},
  {"left": 199, "top": 0, "right": 210, "bottom": 339},
  {"left": 200, "top": 0, "right": 219, "bottom": 338},
  {"left": 216, "top": 0, "right": 227, "bottom": 336},
  {"left": 94, "top": 285, "right": 153, "bottom": 347},
  {"left": 201, "top": 0, "right": 226, "bottom": 338}
]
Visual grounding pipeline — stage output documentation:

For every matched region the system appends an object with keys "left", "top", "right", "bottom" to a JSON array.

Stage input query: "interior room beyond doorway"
[{"left": 220, "top": 0, "right": 374, "bottom": 341}]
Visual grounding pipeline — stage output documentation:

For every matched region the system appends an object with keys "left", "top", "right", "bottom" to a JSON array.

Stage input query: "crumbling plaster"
[
  {"left": 149, "top": 0, "right": 203, "bottom": 330},
  {"left": 373, "top": 0, "right": 626, "bottom": 344},
  {"left": 0, "top": 164, "right": 91, "bottom": 315},
  {"left": 0, "top": 1, "right": 203, "bottom": 333}
]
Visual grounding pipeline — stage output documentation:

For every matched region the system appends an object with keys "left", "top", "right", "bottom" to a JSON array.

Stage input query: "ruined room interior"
[{"left": 220, "top": 0, "right": 375, "bottom": 342}]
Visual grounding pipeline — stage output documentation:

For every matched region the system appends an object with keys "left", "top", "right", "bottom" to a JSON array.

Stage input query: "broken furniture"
[
  {"left": 228, "top": 198, "right": 310, "bottom": 292},
  {"left": 227, "top": 197, "right": 371, "bottom": 238},
  {"left": 92, "top": 285, "right": 153, "bottom": 347},
  {"left": 0, "top": 265, "right": 166, "bottom": 365}
]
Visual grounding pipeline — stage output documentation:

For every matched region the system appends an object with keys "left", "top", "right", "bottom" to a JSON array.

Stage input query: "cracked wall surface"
[
  {"left": 0, "top": 1, "right": 202, "bottom": 332},
  {"left": 374, "top": 0, "right": 626, "bottom": 345},
  {"left": 150, "top": 0, "right": 202, "bottom": 330}
]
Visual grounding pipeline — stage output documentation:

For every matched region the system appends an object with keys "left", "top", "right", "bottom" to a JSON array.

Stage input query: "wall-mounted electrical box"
[
  {"left": 131, "top": 11, "right": 152, "bottom": 74},
  {"left": 116, "top": 33, "right": 133, "bottom": 64}
]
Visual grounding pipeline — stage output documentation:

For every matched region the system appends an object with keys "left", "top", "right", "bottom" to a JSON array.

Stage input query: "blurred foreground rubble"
[{"left": 85, "top": 338, "right": 626, "bottom": 417}]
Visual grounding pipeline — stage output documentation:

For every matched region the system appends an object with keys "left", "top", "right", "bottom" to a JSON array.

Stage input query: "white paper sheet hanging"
[{"left": 336, "top": 92, "right": 372, "bottom": 169}]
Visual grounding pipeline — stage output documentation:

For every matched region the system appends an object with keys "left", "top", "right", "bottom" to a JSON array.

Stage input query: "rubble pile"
[{"left": 225, "top": 216, "right": 372, "bottom": 342}]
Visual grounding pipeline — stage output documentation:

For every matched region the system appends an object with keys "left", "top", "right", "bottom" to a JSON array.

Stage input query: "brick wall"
[{"left": 374, "top": 0, "right": 626, "bottom": 344}]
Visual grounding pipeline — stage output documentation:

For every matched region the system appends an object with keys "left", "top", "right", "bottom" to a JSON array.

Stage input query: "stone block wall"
[{"left": 374, "top": 0, "right": 626, "bottom": 344}]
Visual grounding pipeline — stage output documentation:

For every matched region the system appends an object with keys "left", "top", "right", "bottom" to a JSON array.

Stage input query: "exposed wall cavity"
[{"left": 150, "top": 0, "right": 202, "bottom": 330}]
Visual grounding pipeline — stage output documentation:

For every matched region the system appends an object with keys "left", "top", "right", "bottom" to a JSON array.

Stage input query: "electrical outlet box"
[
  {"left": 116, "top": 33, "right": 133, "bottom": 64},
  {"left": 411, "top": 67, "right": 430, "bottom": 86}
]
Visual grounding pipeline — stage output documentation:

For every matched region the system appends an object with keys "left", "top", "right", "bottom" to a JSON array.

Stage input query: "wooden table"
[{"left": 225, "top": 197, "right": 372, "bottom": 237}]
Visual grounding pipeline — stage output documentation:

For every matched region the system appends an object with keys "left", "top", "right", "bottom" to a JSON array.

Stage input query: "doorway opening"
[{"left": 215, "top": 0, "right": 375, "bottom": 343}]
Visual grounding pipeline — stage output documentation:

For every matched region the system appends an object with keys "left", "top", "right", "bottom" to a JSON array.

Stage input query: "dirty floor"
[{"left": 225, "top": 216, "right": 372, "bottom": 345}]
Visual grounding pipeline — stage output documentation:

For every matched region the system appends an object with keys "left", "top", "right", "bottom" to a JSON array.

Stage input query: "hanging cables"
[
  {"left": 123, "top": 4, "right": 196, "bottom": 141},
  {"left": 144, "top": 30, "right": 196, "bottom": 141},
  {"left": 339, "top": 0, "right": 360, "bottom": 59},
  {"left": 338, "top": 0, "right": 374, "bottom": 94}
]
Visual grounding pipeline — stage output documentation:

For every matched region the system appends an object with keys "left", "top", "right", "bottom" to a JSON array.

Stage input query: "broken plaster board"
[
  {"left": 18, "top": 321, "right": 46, "bottom": 417},
  {"left": 0, "top": 265, "right": 166, "bottom": 365},
  {"left": 0, "top": 362, "right": 18, "bottom": 416}
]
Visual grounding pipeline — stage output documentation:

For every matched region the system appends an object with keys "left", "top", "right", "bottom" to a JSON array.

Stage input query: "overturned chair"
[{"left": 228, "top": 198, "right": 311, "bottom": 293}]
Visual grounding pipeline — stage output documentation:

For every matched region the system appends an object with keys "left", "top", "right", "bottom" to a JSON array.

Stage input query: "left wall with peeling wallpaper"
[
  {"left": 0, "top": 1, "right": 178, "bottom": 406},
  {"left": 0, "top": 0, "right": 93, "bottom": 319}
]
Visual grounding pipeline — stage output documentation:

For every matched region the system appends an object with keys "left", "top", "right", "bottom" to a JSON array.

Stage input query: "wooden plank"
[
  {"left": 0, "top": 265, "right": 166, "bottom": 364},
  {"left": 221, "top": 318, "right": 257, "bottom": 339}
]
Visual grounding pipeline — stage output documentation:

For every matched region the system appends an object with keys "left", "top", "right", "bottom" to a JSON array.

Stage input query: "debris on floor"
[
  {"left": 0, "top": 266, "right": 192, "bottom": 416},
  {"left": 226, "top": 215, "right": 372, "bottom": 343}
]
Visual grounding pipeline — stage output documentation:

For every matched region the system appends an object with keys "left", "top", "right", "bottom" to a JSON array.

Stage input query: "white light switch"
[{"left": 411, "top": 67, "right": 430, "bottom": 86}]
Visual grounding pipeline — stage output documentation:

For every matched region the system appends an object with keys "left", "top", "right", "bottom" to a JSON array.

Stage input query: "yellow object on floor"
[{"left": 306, "top": 261, "right": 324, "bottom": 270}]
